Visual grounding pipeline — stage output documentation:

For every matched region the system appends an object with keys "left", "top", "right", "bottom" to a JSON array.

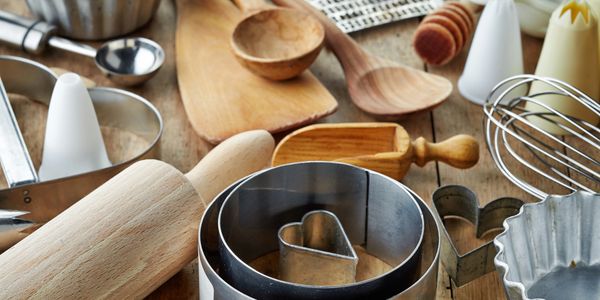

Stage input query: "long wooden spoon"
[
  {"left": 272, "top": 0, "right": 453, "bottom": 116},
  {"left": 231, "top": 0, "right": 325, "bottom": 80},
  {"left": 272, "top": 123, "right": 479, "bottom": 180}
]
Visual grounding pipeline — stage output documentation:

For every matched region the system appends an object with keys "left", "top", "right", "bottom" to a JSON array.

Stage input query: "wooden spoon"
[
  {"left": 272, "top": 0, "right": 453, "bottom": 116},
  {"left": 231, "top": 0, "right": 325, "bottom": 80},
  {"left": 272, "top": 123, "right": 479, "bottom": 180}
]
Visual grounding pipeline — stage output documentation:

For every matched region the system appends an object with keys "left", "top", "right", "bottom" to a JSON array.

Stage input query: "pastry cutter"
[
  {"left": 0, "top": 55, "right": 162, "bottom": 250},
  {"left": 432, "top": 185, "right": 524, "bottom": 287},
  {"left": 198, "top": 167, "right": 442, "bottom": 300},
  {"left": 217, "top": 162, "right": 424, "bottom": 299},
  {"left": 278, "top": 210, "right": 359, "bottom": 286}
]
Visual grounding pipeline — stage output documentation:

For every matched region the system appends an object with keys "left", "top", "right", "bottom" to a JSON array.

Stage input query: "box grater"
[{"left": 306, "top": 0, "right": 443, "bottom": 33}]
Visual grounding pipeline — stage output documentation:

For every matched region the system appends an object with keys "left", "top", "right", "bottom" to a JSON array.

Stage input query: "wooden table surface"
[{"left": 0, "top": 0, "right": 547, "bottom": 299}]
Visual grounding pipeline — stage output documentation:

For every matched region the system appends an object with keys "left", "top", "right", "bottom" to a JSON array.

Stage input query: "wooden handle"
[
  {"left": 0, "top": 130, "right": 274, "bottom": 299},
  {"left": 186, "top": 129, "right": 275, "bottom": 206},
  {"left": 412, "top": 134, "right": 479, "bottom": 169},
  {"left": 232, "top": 0, "right": 268, "bottom": 13},
  {"left": 272, "top": 0, "right": 367, "bottom": 75}
]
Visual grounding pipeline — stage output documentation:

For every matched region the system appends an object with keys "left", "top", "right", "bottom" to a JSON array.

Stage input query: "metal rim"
[
  {"left": 493, "top": 190, "right": 600, "bottom": 300},
  {"left": 217, "top": 161, "right": 425, "bottom": 296},
  {"left": 197, "top": 172, "right": 441, "bottom": 299},
  {"left": 0, "top": 55, "right": 163, "bottom": 189}
]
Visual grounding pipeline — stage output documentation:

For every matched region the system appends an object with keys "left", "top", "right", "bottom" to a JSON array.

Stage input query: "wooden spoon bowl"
[
  {"left": 352, "top": 65, "right": 453, "bottom": 116},
  {"left": 273, "top": 0, "right": 452, "bottom": 117},
  {"left": 231, "top": 7, "right": 324, "bottom": 81}
]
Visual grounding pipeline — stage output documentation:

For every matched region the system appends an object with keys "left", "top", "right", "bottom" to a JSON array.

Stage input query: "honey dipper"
[{"left": 413, "top": 1, "right": 476, "bottom": 66}]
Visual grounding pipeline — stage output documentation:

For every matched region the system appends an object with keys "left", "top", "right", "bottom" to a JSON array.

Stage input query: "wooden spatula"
[
  {"left": 272, "top": 123, "right": 479, "bottom": 180},
  {"left": 176, "top": 0, "right": 337, "bottom": 144},
  {"left": 0, "top": 130, "right": 274, "bottom": 299}
]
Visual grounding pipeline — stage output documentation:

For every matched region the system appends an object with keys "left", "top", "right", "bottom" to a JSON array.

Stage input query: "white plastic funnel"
[
  {"left": 458, "top": 0, "right": 525, "bottom": 105},
  {"left": 38, "top": 73, "right": 111, "bottom": 181}
]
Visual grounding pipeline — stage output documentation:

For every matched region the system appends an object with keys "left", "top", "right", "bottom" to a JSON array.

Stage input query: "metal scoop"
[{"left": 0, "top": 11, "right": 164, "bottom": 86}]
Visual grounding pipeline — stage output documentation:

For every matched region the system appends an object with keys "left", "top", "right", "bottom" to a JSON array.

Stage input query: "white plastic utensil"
[
  {"left": 515, "top": 0, "right": 562, "bottom": 38},
  {"left": 38, "top": 73, "right": 111, "bottom": 181},
  {"left": 525, "top": 0, "right": 600, "bottom": 134},
  {"left": 458, "top": 0, "right": 525, "bottom": 105}
]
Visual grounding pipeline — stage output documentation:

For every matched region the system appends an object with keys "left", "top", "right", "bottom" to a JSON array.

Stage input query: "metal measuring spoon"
[
  {"left": 0, "top": 11, "right": 164, "bottom": 86},
  {"left": 48, "top": 36, "right": 164, "bottom": 86}
]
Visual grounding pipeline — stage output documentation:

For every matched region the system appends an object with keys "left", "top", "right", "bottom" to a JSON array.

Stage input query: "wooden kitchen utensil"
[
  {"left": 230, "top": 0, "right": 325, "bottom": 80},
  {"left": 272, "top": 0, "right": 452, "bottom": 118},
  {"left": 272, "top": 123, "right": 479, "bottom": 180},
  {"left": 0, "top": 130, "right": 275, "bottom": 299},
  {"left": 176, "top": 0, "right": 337, "bottom": 144}
]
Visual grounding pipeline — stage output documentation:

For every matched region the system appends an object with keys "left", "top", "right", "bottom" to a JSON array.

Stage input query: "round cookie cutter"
[
  {"left": 0, "top": 55, "right": 162, "bottom": 230},
  {"left": 197, "top": 164, "right": 441, "bottom": 299},
  {"left": 217, "top": 162, "right": 425, "bottom": 299}
]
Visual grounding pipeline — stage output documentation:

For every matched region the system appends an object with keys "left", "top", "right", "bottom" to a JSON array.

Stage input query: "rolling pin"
[{"left": 0, "top": 130, "right": 275, "bottom": 299}]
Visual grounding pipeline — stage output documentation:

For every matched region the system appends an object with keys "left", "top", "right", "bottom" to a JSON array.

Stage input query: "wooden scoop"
[
  {"left": 272, "top": 123, "right": 479, "bottom": 180},
  {"left": 272, "top": 0, "right": 453, "bottom": 117},
  {"left": 0, "top": 130, "right": 274, "bottom": 299},
  {"left": 231, "top": 0, "right": 325, "bottom": 80}
]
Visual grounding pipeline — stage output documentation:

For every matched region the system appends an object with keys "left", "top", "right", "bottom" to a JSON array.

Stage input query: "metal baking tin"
[
  {"left": 0, "top": 55, "right": 162, "bottom": 248},
  {"left": 26, "top": 0, "right": 162, "bottom": 40},
  {"left": 198, "top": 162, "right": 441, "bottom": 300},
  {"left": 494, "top": 191, "right": 600, "bottom": 300},
  {"left": 432, "top": 185, "right": 524, "bottom": 287}
]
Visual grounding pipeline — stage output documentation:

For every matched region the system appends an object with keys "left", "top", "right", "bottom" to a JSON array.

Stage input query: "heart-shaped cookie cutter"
[
  {"left": 432, "top": 185, "right": 524, "bottom": 287},
  {"left": 278, "top": 210, "right": 359, "bottom": 286}
]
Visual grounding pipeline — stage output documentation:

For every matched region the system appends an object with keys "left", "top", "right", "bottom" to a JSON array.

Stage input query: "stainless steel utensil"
[
  {"left": 0, "top": 77, "right": 37, "bottom": 187},
  {"left": 0, "top": 11, "right": 164, "bottom": 86},
  {"left": 217, "top": 162, "right": 424, "bottom": 300},
  {"left": 0, "top": 55, "right": 162, "bottom": 249},
  {"left": 484, "top": 75, "right": 600, "bottom": 199},
  {"left": 306, "top": 0, "right": 441, "bottom": 33},
  {"left": 278, "top": 210, "right": 359, "bottom": 286},
  {"left": 494, "top": 191, "right": 600, "bottom": 300},
  {"left": 432, "top": 185, "right": 524, "bottom": 287},
  {"left": 198, "top": 172, "right": 441, "bottom": 300},
  {"left": 0, "top": 210, "right": 32, "bottom": 250},
  {"left": 26, "top": 0, "right": 162, "bottom": 40}
]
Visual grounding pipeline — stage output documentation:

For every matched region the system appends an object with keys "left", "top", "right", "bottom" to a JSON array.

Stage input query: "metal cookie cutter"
[
  {"left": 198, "top": 165, "right": 442, "bottom": 300},
  {"left": 432, "top": 185, "right": 524, "bottom": 287},
  {"left": 278, "top": 210, "right": 359, "bottom": 286},
  {"left": 217, "top": 162, "right": 425, "bottom": 300},
  {"left": 0, "top": 55, "right": 162, "bottom": 250}
]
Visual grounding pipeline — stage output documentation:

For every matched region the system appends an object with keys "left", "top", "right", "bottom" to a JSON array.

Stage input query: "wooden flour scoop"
[
  {"left": 0, "top": 130, "right": 274, "bottom": 299},
  {"left": 273, "top": 123, "right": 479, "bottom": 180}
]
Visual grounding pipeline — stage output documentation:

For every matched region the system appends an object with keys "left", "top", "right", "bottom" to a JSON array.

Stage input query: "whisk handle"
[{"left": 412, "top": 135, "right": 479, "bottom": 169}]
